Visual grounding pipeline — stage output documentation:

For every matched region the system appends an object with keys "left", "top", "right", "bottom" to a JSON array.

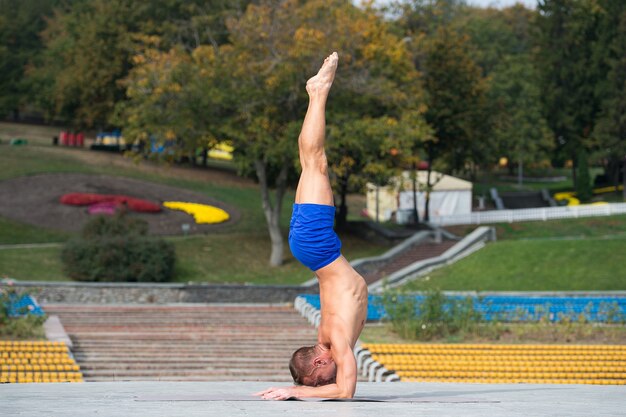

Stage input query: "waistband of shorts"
[{"left": 292, "top": 203, "right": 336, "bottom": 213}]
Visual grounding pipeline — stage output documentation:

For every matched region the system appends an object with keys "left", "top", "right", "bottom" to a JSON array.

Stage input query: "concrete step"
[
  {"left": 79, "top": 363, "right": 287, "bottom": 371},
  {"left": 363, "top": 240, "right": 457, "bottom": 284},
  {"left": 45, "top": 303, "right": 317, "bottom": 382},
  {"left": 82, "top": 369, "right": 286, "bottom": 377},
  {"left": 80, "top": 375, "right": 291, "bottom": 382}
]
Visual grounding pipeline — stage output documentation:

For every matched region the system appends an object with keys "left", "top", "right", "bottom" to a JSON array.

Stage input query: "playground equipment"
[
  {"left": 90, "top": 131, "right": 127, "bottom": 152},
  {"left": 58, "top": 131, "right": 85, "bottom": 147},
  {"left": 207, "top": 141, "right": 234, "bottom": 161}
]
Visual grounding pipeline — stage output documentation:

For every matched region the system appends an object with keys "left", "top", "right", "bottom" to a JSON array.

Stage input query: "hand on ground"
[{"left": 253, "top": 386, "right": 298, "bottom": 401}]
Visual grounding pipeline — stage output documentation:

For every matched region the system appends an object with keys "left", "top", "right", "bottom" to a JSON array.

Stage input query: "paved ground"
[{"left": 2, "top": 381, "right": 625, "bottom": 417}]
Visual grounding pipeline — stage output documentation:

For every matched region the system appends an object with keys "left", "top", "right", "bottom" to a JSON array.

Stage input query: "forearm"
[{"left": 293, "top": 383, "right": 354, "bottom": 399}]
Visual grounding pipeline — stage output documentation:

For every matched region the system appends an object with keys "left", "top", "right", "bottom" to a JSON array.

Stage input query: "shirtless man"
[{"left": 255, "top": 52, "right": 368, "bottom": 400}]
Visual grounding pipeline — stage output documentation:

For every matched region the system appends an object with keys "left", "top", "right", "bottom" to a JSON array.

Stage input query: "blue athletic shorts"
[{"left": 289, "top": 203, "right": 342, "bottom": 271}]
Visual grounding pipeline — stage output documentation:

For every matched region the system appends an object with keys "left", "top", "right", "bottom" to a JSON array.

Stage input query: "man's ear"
[{"left": 313, "top": 356, "right": 328, "bottom": 367}]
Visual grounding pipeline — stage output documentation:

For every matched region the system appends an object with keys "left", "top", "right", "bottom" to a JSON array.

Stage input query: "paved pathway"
[{"left": 2, "top": 381, "right": 625, "bottom": 417}]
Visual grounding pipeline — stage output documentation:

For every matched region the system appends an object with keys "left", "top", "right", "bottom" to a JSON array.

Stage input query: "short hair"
[{"left": 289, "top": 346, "right": 336, "bottom": 387}]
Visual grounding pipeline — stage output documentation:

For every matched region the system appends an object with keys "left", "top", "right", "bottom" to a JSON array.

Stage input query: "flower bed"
[
  {"left": 60, "top": 193, "right": 162, "bottom": 213},
  {"left": 163, "top": 201, "right": 229, "bottom": 224}
]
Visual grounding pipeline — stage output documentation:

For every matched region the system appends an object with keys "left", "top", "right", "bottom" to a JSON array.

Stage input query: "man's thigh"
[{"left": 295, "top": 169, "right": 334, "bottom": 206}]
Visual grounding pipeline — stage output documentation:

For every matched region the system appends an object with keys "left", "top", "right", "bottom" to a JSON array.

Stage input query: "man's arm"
[{"left": 255, "top": 337, "right": 357, "bottom": 400}]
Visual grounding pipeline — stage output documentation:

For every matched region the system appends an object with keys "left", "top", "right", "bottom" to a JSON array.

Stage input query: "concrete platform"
[{"left": 2, "top": 381, "right": 625, "bottom": 417}]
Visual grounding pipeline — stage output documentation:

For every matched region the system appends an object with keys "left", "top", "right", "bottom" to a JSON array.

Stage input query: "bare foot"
[{"left": 306, "top": 52, "right": 338, "bottom": 97}]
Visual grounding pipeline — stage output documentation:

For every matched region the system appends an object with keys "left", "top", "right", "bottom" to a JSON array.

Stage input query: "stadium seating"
[
  {"left": 363, "top": 343, "right": 626, "bottom": 385},
  {"left": 0, "top": 341, "right": 83, "bottom": 383}
]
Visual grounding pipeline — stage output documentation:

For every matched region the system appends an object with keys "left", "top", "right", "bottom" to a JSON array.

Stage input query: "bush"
[
  {"left": 61, "top": 215, "right": 175, "bottom": 282},
  {"left": 382, "top": 289, "right": 484, "bottom": 341},
  {"left": 81, "top": 213, "right": 149, "bottom": 239}
]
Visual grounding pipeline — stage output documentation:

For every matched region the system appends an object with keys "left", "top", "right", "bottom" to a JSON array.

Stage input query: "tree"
[
  {"left": 488, "top": 55, "right": 554, "bottom": 185},
  {"left": 118, "top": 0, "right": 427, "bottom": 266},
  {"left": 453, "top": 3, "right": 553, "bottom": 180},
  {"left": 535, "top": 0, "right": 604, "bottom": 183},
  {"left": 419, "top": 26, "right": 488, "bottom": 219},
  {"left": 219, "top": 0, "right": 427, "bottom": 263},
  {"left": 30, "top": 0, "right": 249, "bottom": 128},
  {"left": 592, "top": 1, "right": 626, "bottom": 199},
  {"left": 327, "top": 111, "right": 431, "bottom": 228},
  {"left": 0, "top": 0, "right": 59, "bottom": 119},
  {"left": 114, "top": 38, "right": 220, "bottom": 160}
]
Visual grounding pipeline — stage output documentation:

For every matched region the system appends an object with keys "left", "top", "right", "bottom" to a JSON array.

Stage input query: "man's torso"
[{"left": 316, "top": 256, "right": 368, "bottom": 348}]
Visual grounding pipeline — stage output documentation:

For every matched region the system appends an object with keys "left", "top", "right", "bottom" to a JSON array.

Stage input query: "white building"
[{"left": 366, "top": 171, "right": 473, "bottom": 223}]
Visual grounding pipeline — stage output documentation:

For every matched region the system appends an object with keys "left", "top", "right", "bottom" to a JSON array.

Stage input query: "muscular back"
[{"left": 316, "top": 256, "right": 368, "bottom": 348}]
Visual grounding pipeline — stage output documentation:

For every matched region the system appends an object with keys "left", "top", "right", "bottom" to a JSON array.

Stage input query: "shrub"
[
  {"left": 382, "top": 289, "right": 484, "bottom": 341},
  {"left": 81, "top": 212, "right": 149, "bottom": 239},
  {"left": 61, "top": 215, "right": 175, "bottom": 282}
]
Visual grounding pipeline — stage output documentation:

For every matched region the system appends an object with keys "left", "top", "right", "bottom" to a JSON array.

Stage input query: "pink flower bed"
[{"left": 87, "top": 201, "right": 118, "bottom": 215}]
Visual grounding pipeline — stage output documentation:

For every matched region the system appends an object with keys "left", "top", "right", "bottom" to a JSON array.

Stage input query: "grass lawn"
[
  {"left": 0, "top": 230, "right": 388, "bottom": 284},
  {"left": 174, "top": 231, "right": 386, "bottom": 285},
  {"left": 403, "top": 236, "right": 626, "bottom": 291},
  {"left": 0, "top": 246, "right": 66, "bottom": 281},
  {"left": 1, "top": 124, "right": 623, "bottom": 289},
  {"left": 402, "top": 208, "right": 626, "bottom": 293},
  {"left": 0, "top": 217, "right": 69, "bottom": 245}
]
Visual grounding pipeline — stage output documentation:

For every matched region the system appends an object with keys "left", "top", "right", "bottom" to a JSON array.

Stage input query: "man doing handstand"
[{"left": 255, "top": 52, "right": 368, "bottom": 400}]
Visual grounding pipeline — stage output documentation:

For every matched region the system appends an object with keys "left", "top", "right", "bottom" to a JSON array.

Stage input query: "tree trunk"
[
  {"left": 571, "top": 151, "right": 578, "bottom": 188},
  {"left": 375, "top": 186, "right": 380, "bottom": 223},
  {"left": 623, "top": 156, "right": 626, "bottom": 201},
  {"left": 424, "top": 146, "right": 434, "bottom": 222},
  {"left": 335, "top": 175, "right": 348, "bottom": 231},
  {"left": 411, "top": 163, "right": 420, "bottom": 224},
  {"left": 424, "top": 166, "right": 432, "bottom": 222},
  {"left": 254, "top": 159, "right": 288, "bottom": 267}
]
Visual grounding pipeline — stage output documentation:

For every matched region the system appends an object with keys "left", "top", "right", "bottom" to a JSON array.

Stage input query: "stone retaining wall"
[{"left": 8, "top": 281, "right": 318, "bottom": 304}]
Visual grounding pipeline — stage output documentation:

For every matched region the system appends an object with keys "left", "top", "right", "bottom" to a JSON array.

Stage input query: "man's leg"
[{"left": 295, "top": 52, "right": 338, "bottom": 206}]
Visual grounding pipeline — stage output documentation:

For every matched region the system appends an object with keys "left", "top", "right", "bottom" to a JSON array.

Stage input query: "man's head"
[{"left": 289, "top": 345, "right": 337, "bottom": 387}]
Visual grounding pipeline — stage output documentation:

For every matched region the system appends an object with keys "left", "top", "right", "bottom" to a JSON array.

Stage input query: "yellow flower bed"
[{"left": 163, "top": 201, "right": 229, "bottom": 224}]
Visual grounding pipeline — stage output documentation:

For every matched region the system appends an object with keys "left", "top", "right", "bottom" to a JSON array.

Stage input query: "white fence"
[{"left": 431, "top": 202, "right": 626, "bottom": 226}]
